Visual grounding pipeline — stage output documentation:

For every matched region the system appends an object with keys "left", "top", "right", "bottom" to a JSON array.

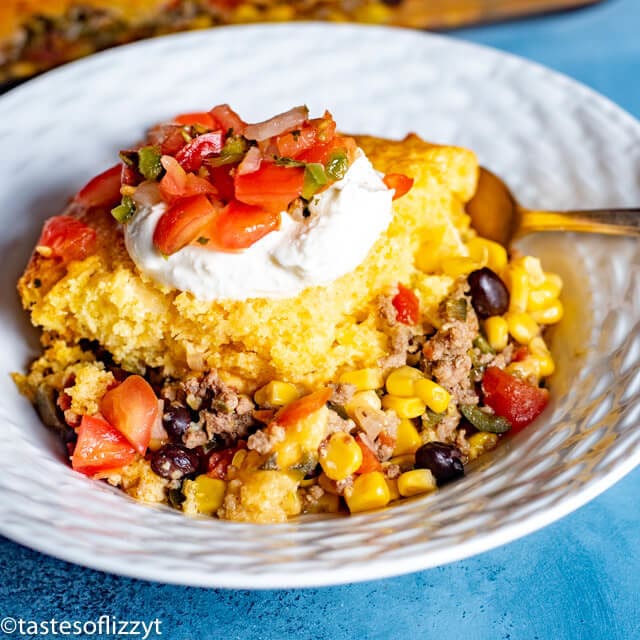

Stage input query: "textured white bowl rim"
[{"left": 1, "top": 23, "right": 639, "bottom": 589}]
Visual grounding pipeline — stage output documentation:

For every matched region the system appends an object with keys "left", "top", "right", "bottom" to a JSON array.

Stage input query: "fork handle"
[{"left": 519, "top": 208, "right": 640, "bottom": 237}]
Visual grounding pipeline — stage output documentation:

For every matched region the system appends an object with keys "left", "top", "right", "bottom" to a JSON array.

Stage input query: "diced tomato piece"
[
  {"left": 174, "top": 112, "right": 217, "bottom": 129},
  {"left": 276, "top": 126, "right": 317, "bottom": 158},
  {"left": 296, "top": 134, "right": 356, "bottom": 165},
  {"left": 210, "top": 104, "right": 246, "bottom": 135},
  {"left": 392, "top": 284, "right": 420, "bottom": 325},
  {"left": 37, "top": 215, "right": 97, "bottom": 263},
  {"left": 71, "top": 415, "right": 137, "bottom": 476},
  {"left": 512, "top": 346, "right": 530, "bottom": 362},
  {"left": 198, "top": 200, "right": 280, "bottom": 251},
  {"left": 100, "top": 375, "right": 159, "bottom": 454},
  {"left": 208, "top": 165, "right": 236, "bottom": 201},
  {"left": 234, "top": 162, "right": 304, "bottom": 213},
  {"left": 274, "top": 388, "right": 332, "bottom": 428},
  {"left": 383, "top": 173, "right": 414, "bottom": 200},
  {"left": 355, "top": 434, "right": 382, "bottom": 474},
  {"left": 73, "top": 164, "right": 122, "bottom": 209},
  {"left": 481, "top": 366, "right": 549, "bottom": 433},
  {"left": 158, "top": 156, "right": 218, "bottom": 203},
  {"left": 153, "top": 194, "right": 220, "bottom": 255},
  {"left": 175, "top": 131, "right": 224, "bottom": 173}
]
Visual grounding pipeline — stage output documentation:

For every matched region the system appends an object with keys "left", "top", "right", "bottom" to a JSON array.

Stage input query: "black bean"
[
  {"left": 467, "top": 267, "right": 510, "bottom": 318},
  {"left": 150, "top": 444, "right": 200, "bottom": 480},
  {"left": 162, "top": 405, "right": 192, "bottom": 442},
  {"left": 414, "top": 442, "right": 464, "bottom": 485}
]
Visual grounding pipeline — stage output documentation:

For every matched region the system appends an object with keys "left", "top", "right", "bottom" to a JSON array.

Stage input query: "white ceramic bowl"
[{"left": 1, "top": 24, "right": 639, "bottom": 588}]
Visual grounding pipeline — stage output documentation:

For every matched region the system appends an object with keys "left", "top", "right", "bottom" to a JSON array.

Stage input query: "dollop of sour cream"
[{"left": 124, "top": 150, "right": 393, "bottom": 300}]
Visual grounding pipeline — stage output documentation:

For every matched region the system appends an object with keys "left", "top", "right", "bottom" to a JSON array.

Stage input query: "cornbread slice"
[{"left": 18, "top": 134, "right": 478, "bottom": 392}]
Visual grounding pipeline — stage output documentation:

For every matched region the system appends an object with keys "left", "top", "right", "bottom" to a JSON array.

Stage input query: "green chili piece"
[
  {"left": 137, "top": 145, "right": 163, "bottom": 181},
  {"left": 168, "top": 488, "right": 186, "bottom": 509},
  {"left": 422, "top": 408, "right": 444, "bottom": 429},
  {"left": 445, "top": 297, "right": 468, "bottom": 322},
  {"left": 460, "top": 404, "right": 511, "bottom": 434},
  {"left": 302, "top": 163, "right": 328, "bottom": 200},
  {"left": 325, "top": 150, "right": 348, "bottom": 181},
  {"left": 206, "top": 136, "right": 250, "bottom": 168},
  {"left": 473, "top": 335, "right": 495, "bottom": 355},
  {"left": 111, "top": 195, "right": 135, "bottom": 224},
  {"left": 273, "top": 155, "right": 306, "bottom": 168}
]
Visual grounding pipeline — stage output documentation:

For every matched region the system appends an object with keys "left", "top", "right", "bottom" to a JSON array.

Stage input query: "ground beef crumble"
[
  {"left": 161, "top": 370, "right": 256, "bottom": 448},
  {"left": 422, "top": 278, "right": 480, "bottom": 406}
]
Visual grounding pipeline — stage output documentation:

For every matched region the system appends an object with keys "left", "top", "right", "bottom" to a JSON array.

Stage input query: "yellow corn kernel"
[
  {"left": 532, "top": 352, "right": 555, "bottom": 377},
  {"left": 381, "top": 395, "right": 426, "bottom": 419},
  {"left": 414, "top": 379, "right": 451, "bottom": 413},
  {"left": 385, "top": 365, "right": 424, "bottom": 397},
  {"left": 344, "top": 471, "right": 391, "bottom": 513},
  {"left": 484, "top": 316, "right": 509, "bottom": 351},
  {"left": 231, "top": 449, "right": 247, "bottom": 468},
  {"left": 543, "top": 272, "right": 563, "bottom": 295},
  {"left": 507, "top": 265, "right": 529, "bottom": 312},
  {"left": 345, "top": 390, "right": 382, "bottom": 418},
  {"left": 506, "top": 311, "right": 540, "bottom": 344},
  {"left": 513, "top": 256, "right": 545, "bottom": 287},
  {"left": 528, "top": 336, "right": 549, "bottom": 355},
  {"left": 319, "top": 433, "right": 363, "bottom": 481},
  {"left": 467, "top": 432, "right": 499, "bottom": 461},
  {"left": 393, "top": 419, "right": 422, "bottom": 456},
  {"left": 397, "top": 469, "right": 437, "bottom": 497},
  {"left": 254, "top": 381, "right": 300, "bottom": 407},
  {"left": 185, "top": 475, "right": 226, "bottom": 516},
  {"left": 385, "top": 477, "right": 401, "bottom": 501},
  {"left": 339, "top": 368, "right": 384, "bottom": 391},
  {"left": 506, "top": 359, "right": 540, "bottom": 380},
  {"left": 467, "top": 237, "right": 507, "bottom": 273},
  {"left": 531, "top": 299, "right": 564, "bottom": 325},
  {"left": 233, "top": 4, "right": 261, "bottom": 22},
  {"left": 441, "top": 256, "right": 483, "bottom": 278},
  {"left": 264, "top": 4, "right": 295, "bottom": 21},
  {"left": 353, "top": 3, "right": 392, "bottom": 23}
]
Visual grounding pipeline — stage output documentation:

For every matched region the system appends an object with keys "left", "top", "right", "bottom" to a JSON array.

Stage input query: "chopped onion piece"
[
  {"left": 244, "top": 105, "right": 309, "bottom": 142},
  {"left": 237, "top": 146, "right": 263, "bottom": 176},
  {"left": 133, "top": 181, "right": 163, "bottom": 208}
]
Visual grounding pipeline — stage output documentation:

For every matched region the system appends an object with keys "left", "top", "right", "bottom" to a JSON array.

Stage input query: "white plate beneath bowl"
[{"left": 1, "top": 23, "right": 639, "bottom": 589}]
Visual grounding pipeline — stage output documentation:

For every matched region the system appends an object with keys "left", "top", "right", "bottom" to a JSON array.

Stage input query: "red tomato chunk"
[{"left": 481, "top": 366, "right": 549, "bottom": 433}]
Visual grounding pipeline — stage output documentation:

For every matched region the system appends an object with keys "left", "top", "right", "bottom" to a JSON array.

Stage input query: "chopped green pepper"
[
  {"left": 137, "top": 145, "right": 163, "bottom": 181},
  {"left": 273, "top": 155, "right": 306, "bottom": 168},
  {"left": 302, "top": 163, "right": 329, "bottom": 200},
  {"left": 207, "top": 135, "right": 250, "bottom": 167},
  {"left": 473, "top": 335, "right": 495, "bottom": 355},
  {"left": 168, "top": 488, "right": 186, "bottom": 509},
  {"left": 422, "top": 408, "right": 445, "bottom": 429},
  {"left": 325, "top": 150, "right": 348, "bottom": 181},
  {"left": 111, "top": 195, "right": 135, "bottom": 224},
  {"left": 460, "top": 404, "right": 511, "bottom": 434},
  {"left": 445, "top": 297, "right": 468, "bottom": 322}
]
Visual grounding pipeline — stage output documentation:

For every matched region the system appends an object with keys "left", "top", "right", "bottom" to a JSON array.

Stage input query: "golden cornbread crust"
[{"left": 18, "top": 135, "right": 478, "bottom": 393}]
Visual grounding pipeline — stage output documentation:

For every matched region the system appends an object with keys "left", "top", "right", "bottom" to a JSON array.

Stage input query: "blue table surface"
[{"left": 2, "top": 1, "right": 639, "bottom": 639}]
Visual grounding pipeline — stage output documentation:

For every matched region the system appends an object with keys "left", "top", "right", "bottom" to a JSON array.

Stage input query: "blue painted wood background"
[{"left": 2, "top": 0, "right": 639, "bottom": 638}]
